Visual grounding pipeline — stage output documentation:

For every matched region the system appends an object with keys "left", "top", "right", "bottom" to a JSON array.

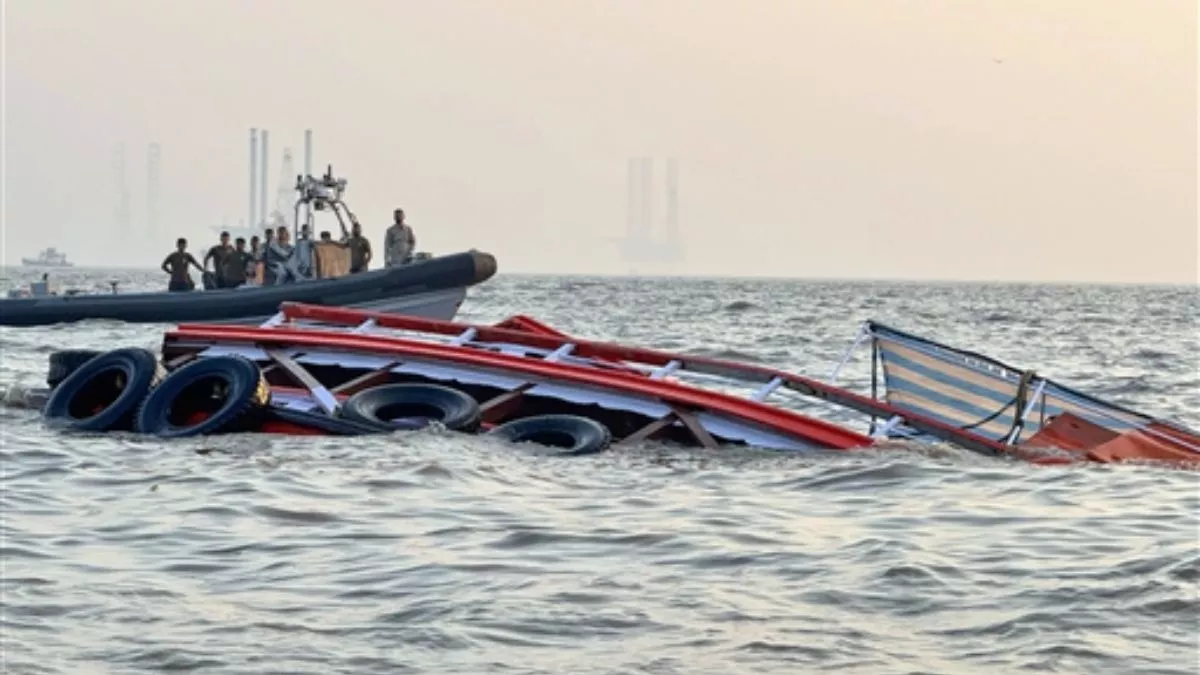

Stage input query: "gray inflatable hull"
[{"left": 0, "top": 250, "right": 497, "bottom": 327}]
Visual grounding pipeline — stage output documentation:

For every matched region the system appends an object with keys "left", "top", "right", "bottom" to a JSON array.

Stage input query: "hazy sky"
[{"left": 3, "top": 0, "right": 1197, "bottom": 283}]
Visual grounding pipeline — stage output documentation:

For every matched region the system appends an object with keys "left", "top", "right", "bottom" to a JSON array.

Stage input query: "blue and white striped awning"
[{"left": 866, "top": 322, "right": 1154, "bottom": 443}]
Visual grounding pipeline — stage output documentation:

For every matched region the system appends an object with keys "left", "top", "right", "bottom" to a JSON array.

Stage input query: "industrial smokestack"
[
  {"left": 640, "top": 157, "right": 653, "bottom": 243},
  {"left": 665, "top": 157, "right": 678, "bottom": 239},
  {"left": 304, "top": 129, "right": 313, "bottom": 177},
  {"left": 626, "top": 158, "right": 638, "bottom": 239},
  {"left": 303, "top": 129, "right": 314, "bottom": 225},
  {"left": 260, "top": 130, "right": 270, "bottom": 229},
  {"left": 249, "top": 129, "right": 258, "bottom": 231},
  {"left": 115, "top": 143, "right": 131, "bottom": 240},
  {"left": 147, "top": 143, "right": 161, "bottom": 238}
]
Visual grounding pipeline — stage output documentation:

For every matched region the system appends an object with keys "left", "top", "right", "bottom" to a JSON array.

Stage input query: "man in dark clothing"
[
  {"left": 162, "top": 238, "right": 204, "bottom": 292},
  {"left": 247, "top": 235, "right": 261, "bottom": 282},
  {"left": 204, "top": 231, "right": 234, "bottom": 288},
  {"left": 345, "top": 221, "right": 373, "bottom": 273},
  {"left": 221, "top": 237, "right": 253, "bottom": 288},
  {"left": 260, "top": 229, "right": 276, "bottom": 285}
]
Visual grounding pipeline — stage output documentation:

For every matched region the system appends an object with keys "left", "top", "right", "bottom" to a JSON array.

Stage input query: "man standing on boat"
[
  {"left": 294, "top": 224, "right": 316, "bottom": 279},
  {"left": 259, "top": 229, "right": 275, "bottom": 285},
  {"left": 220, "top": 237, "right": 253, "bottom": 289},
  {"left": 247, "top": 235, "right": 262, "bottom": 284},
  {"left": 161, "top": 238, "right": 204, "bottom": 292},
  {"left": 203, "top": 231, "right": 234, "bottom": 288},
  {"left": 265, "top": 225, "right": 301, "bottom": 284},
  {"left": 384, "top": 208, "right": 416, "bottom": 268},
  {"left": 345, "top": 219, "right": 373, "bottom": 273}
]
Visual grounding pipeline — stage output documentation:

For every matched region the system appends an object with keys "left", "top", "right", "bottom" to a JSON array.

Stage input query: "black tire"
[
  {"left": 341, "top": 383, "right": 482, "bottom": 432},
  {"left": 42, "top": 347, "right": 161, "bottom": 433},
  {"left": 46, "top": 349, "right": 105, "bottom": 389},
  {"left": 488, "top": 414, "right": 612, "bottom": 456},
  {"left": 134, "top": 355, "right": 270, "bottom": 438},
  {"left": 262, "top": 406, "right": 392, "bottom": 436}
]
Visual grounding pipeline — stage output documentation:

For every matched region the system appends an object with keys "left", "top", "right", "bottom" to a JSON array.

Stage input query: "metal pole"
[
  {"left": 641, "top": 157, "right": 653, "bottom": 245},
  {"left": 303, "top": 129, "right": 314, "bottom": 225},
  {"left": 665, "top": 157, "right": 677, "bottom": 239},
  {"left": 626, "top": 157, "right": 637, "bottom": 240},
  {"left": 304, "top": 129, "right": 313, "bottom": 177},
  {"left": 147, "top": 143, "right": 161, "bottom": 240},
  {"left": 249, "top": 128, "right": 258, "bottom": 233},
  {"left": 115, "top": 143, "right": 130, "bottom": 241},
  {"left": 260, "top": 130, "right": 270, "bottom": 232}
]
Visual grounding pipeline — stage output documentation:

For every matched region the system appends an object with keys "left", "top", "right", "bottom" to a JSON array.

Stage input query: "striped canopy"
[{"left": 866, "top": 322, "right": 1158, "bottom": 443}]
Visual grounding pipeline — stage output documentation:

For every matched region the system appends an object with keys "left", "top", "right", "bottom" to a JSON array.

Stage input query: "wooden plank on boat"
[
  {"left": 479, "top": 382, "right": 537, "bottom": 422},
  {"left": 615, "top": 413, "right": 679, "bottom": 447},
  {"left": 165, "top": 353, "right": 196, "bottom": 369},
  {"left": 615, "top": 406, "right": 717, "bottom": 449},
  {"left": 264, "top": 348, "right": 339, "bottom": 415},
  {"left": 331, "top": 361, "right": 404, "bottom": 396},
  {"left": 672, "top": 405, "right": 719, "bottom": 449},
  {"left": 260, "top": 351, "right": 306, "bottom": 378}
]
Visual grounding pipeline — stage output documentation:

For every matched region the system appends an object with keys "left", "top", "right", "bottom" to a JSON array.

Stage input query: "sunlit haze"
[{"left": 3, "top": 0, "right": 1197, "bottom": 283}]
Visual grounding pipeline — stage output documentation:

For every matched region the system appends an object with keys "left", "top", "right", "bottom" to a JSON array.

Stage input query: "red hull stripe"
[
  {"left": 271, "top": 302, "right": 1010, "bottom": 455},
  {"left": 164, "top": 325, "right": 876, "bottom": 450}
]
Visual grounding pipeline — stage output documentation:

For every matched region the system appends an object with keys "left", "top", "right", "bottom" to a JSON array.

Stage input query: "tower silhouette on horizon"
[{"left": 615, "top": 156, "right": 684, "bottom": 274}]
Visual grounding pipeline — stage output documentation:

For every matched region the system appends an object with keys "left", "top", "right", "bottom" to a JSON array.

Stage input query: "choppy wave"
[{"left": 2, "top": 269, "right": 1198, "bottom": 674}]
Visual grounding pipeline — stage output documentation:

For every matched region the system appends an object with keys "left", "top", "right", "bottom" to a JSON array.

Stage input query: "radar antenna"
[{"left": 293, "top": 164, "right": 358, "bottom": 240}]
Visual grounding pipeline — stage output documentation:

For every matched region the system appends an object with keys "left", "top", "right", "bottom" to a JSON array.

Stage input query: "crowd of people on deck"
[{"left": 161, "top": 208, "right": 418, "bottom": 292}]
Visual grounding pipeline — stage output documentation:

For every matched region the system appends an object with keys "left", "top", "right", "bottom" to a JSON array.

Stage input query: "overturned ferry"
[{"left": 34, "top": 302, "right": 1200, "bottom": 467}]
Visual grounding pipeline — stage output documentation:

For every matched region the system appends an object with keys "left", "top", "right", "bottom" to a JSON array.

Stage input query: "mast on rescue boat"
[{"left": 292, "top": 165, "right": 358, "bottom": 241}]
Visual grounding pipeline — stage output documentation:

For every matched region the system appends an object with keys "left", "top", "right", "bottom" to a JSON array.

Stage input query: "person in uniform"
[
  {"left": 345, "top": 220, "right": 373, "bottom": 273},
  {"left": 220, "top": 237, "right": 253, "bottom": 289},
  {"left": 203, "top": 231, "right": 233, "bottom": 288},
  {"left": 161, "top": 238, "right": 204, "bottom": 292},
  {"left": 383, "top": 208, "right": 416, "bottom": 267}
]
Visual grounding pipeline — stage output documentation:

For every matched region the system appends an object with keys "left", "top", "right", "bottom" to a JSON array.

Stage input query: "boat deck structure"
[{"left": 157, "top": 302, "right": 1200, "bottom": 467}]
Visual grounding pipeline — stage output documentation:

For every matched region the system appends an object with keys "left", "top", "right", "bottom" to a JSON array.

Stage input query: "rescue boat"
[{"left": 36, "top": 302, "right": 1200, "bottom": 467}]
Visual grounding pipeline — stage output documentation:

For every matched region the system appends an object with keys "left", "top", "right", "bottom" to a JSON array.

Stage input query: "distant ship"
[{"left": 21, "top": 247, "right": 74, "bottom": 268}]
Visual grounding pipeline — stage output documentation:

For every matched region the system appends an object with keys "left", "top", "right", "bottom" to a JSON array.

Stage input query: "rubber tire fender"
[
  {"left": 340, "top": 383, "right": 482, "bottom": 432},
  {"left": 134, "top": 355, "right": 270, "bottom": 438},
  {"left": 42, "top": 347, "right": 162, "bottom": 433},
  {"left": 46, "top": 349, "right": 105, "bottom": 389},
  {"left": 488, "top": 414, "right": 612, "bottom": 456},
  {"left": 262, "top": 406, "right": 393, "bottom": 436}
]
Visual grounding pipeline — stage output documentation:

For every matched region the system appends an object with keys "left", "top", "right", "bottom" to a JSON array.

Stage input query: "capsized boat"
[
  {"left": 0, "top": 167, "right": 496, "bottom": 327},
  {"left": 32, "top": 299, "right": 1197, "bottom": 467}
]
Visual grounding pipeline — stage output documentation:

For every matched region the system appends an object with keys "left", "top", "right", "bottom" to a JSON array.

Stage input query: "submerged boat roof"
[{"left": 160, "top": 303, "right": 1200, "bottom": 468}]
